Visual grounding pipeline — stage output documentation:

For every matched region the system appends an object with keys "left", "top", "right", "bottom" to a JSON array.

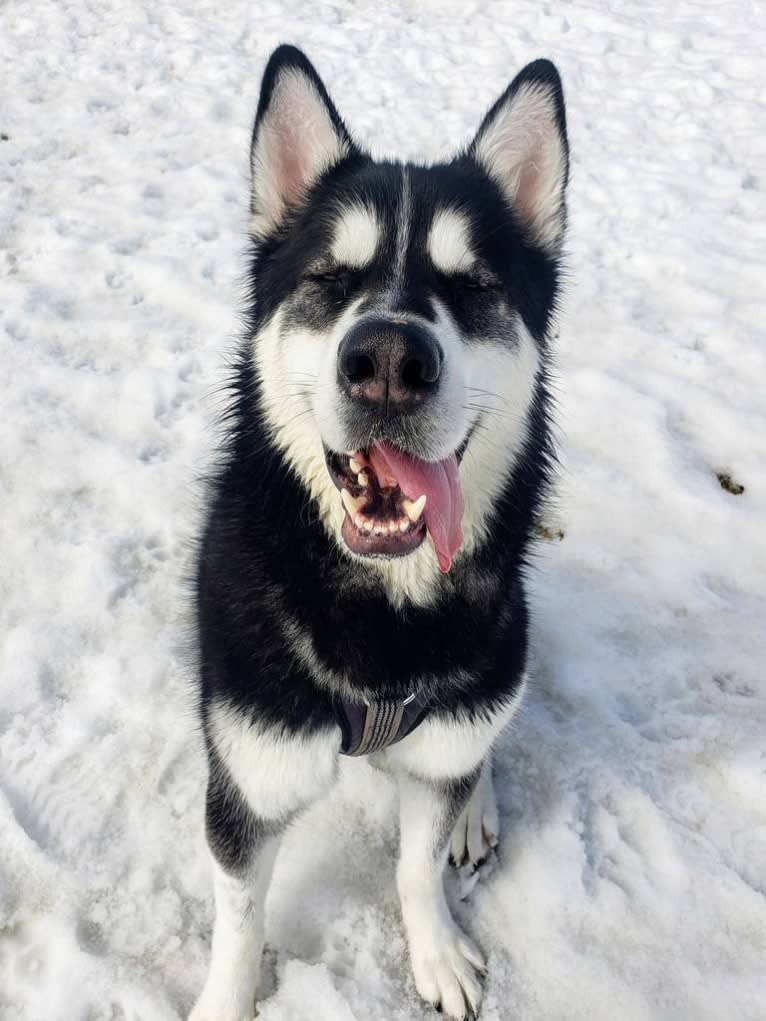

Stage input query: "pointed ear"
[
  {"left": 250, "top": 46, "right": 354, "bottom": 238},
  {"left": 470, "top": 60, "right": 569, "bottom": 251}
]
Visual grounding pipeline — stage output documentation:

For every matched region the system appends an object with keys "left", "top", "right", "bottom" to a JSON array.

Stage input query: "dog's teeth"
[
  {"left": 355, "top": 514, "right": 370, "bottom": 533},
  {"left": 357, "top": 472, "right": 369, "bottom": 487},
  {"left": 388, "top": 521, "right": 399, "bottom": 534},
  {"left": 374, "top": 523, "right": 387, "bottom": 536},
  {"left": 402, "top": 494, "right": 427, "bottom": 523},
  {"left": 349, "top": 457, "right": 362, "bottom": 474},
  {"left": 399, "top": 518, "right": 410, "bottom": 533},
  {"left": 341, "top": 489, "right": 366, "bottom": 516}
]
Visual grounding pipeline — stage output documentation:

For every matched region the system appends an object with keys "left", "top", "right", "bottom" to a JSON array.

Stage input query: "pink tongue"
[{"left": 368, "top": 442, "right": 464, "bottom": 572}]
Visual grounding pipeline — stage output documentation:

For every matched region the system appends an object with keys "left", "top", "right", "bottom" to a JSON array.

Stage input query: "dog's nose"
[{"left": 337, "top": 319, "right": 442, "bottom": 411}]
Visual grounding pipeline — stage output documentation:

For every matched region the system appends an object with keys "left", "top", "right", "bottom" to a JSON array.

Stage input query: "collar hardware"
[{"left": 336, "top": 692, "right": 428, "bottom": 756}]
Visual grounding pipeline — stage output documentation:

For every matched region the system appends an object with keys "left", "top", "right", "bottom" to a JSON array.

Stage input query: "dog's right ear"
[{"left": 250, "top": 46, "right": 354, "bottom": 239}]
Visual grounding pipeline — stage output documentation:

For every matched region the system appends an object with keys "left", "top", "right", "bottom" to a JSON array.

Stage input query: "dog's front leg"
[
  {"left": 190, "top": 716, "right": 339, "bottom": 1021},
  {"left": 189, "top": 767, "right": 285, "bottom": 1021},
  {"left": 397, "top": 769, "right": 487, "bottom": 1020}
]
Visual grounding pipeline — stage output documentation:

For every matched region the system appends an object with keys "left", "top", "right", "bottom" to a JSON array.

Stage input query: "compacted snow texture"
[{"left": 1, "top": 2, "right": 765, "bottom": 1019}]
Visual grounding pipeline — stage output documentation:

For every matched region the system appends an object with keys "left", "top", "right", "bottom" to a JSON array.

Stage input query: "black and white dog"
[{"left": 190, "top": 45, "right": 568, "bottom": 1021}]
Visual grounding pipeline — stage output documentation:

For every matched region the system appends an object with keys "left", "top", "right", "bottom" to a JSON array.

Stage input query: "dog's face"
[{"left": 248, "top": 47, "right": 568, "bottom": 590}]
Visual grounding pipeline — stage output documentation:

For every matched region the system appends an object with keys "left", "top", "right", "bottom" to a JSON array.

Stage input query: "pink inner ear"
[
  {"left": 473, "top": 84, "right": 565, "bottom": 248},
  {"left": 261, "top": 73, "right": 345, "bottom": 220},
  {"left": 515, "top": 137, "right": 546, "bottom": 223},
  {"left": 277, "top": 138, "right": 311, "bottom": 209},
  {"left": 272, "top": 91, "right": 316, "bottom": 207},
  {"left": 251, "top": 66, "right": 348, "bottom": 235}
]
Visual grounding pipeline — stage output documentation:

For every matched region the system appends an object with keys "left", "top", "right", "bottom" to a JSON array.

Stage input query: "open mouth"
[{"left": 325, "top": 441, "right": 466, "bottom": 572}]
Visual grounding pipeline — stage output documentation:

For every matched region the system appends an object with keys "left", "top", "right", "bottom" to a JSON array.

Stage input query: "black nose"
[{"left": 337, "top": 319, "right": 442, "bottom": 411}]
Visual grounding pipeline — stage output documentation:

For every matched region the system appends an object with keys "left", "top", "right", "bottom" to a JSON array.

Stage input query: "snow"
[{"left": 1, "top": 1, "right": 765, "bottom": 1019}]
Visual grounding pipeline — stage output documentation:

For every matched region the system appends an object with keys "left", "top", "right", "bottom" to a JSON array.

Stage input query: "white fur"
[
  {"left": 254, "top": 301, "right": 444, "bottom": 609},
  {"left": 428, "top": 210, "right": 475, "bottom": 274},
  {"left": 252, "top": 300, "right": 352, "bottom": 522},
  {"left": 388, "top": 685, "right": 524, "bottom": 1019},
  {"left": 250, "top": 68, "right": 349, "bottom": 238},
  {"left": 412, "top": 298, "right": 541, "bottom": 559},
  {"left": 252, "top": 298, "right": 363, "bottom": 594},
  {"left": 256, "top": 301, "right": 452, "bottom": 608},
  {"left": 253, "top": 286, "right": 540, "bottom": 607},
  {"left": 383, "top": 675, "right": 526, "bottom": 781},
  {"left": 193, "top": 706, "right": 339, "bottom": 1021},
  {"left": 397, "top": 773, "right": 487, "bottom": 1019},
  {"left": 450, "top": 755, "right": 499, "bottom": 868},
  {"left": 473, "top": 82, "right": 567, "bottom": 250},
  {"left": 331, "top": 204, "right": 380, "bottom": 268},
  {"left": 189, "top": 849, "right": 279, "bottom": 1021},
  {"left": 207, "top": 700, "right": 340, "bottom": 820},
  {"left": 453, "top": 315, "right": 542, "bottom": 556}
]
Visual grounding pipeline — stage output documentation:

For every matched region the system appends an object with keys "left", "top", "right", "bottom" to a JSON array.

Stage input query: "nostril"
[
  {"left": 401, "top": 357, "right": 427, "bottom": 388},
  {"left": 401, "top": 350, "right": 440, "bottom": 388},
  {"left": 343, "top": 353, "right": 376, "bottom": 384}
]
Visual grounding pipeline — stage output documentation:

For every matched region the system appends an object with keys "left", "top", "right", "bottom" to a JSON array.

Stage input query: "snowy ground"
[{"left": 1, "top": 2, "right": 765, "bottom": 1019}]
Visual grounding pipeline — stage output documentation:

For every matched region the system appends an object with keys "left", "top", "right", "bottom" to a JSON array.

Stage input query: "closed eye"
[
  {"left": 450, "top": 271, "right": 502, "bottom": 293},
  {"left": 304, "top": 266, "right": 357, "bottom": 286},
  {"left": 304, "top": 266, "right": 367, "bottom": 300}
]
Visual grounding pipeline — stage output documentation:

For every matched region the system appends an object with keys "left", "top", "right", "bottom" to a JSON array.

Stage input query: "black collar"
[{"left": 335, "top": 690, "right": 430, "bottom": 756}]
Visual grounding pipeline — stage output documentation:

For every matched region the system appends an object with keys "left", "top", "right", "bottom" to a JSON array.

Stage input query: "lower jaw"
[{"left": 340, "top": 513, "right": 427, "bottom": 559}]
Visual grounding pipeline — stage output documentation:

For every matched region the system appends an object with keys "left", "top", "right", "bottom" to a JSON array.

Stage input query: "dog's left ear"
[
  {"left": 470, "top": 60, "right": 569, "bottom": 251},
  {"left": 250, "top": 45, "right": 355, "bottom": 238}
]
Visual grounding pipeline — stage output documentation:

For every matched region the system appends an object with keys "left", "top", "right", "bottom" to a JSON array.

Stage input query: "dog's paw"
[
  {"left": 453, "top": 851, "right": 497, "bottom": 902},
  {"left": 449, "top": 767, "right": 499, "bottom": 872},
  {"left": 410, "top": 923, "right": 486, "bottom": 1019}
]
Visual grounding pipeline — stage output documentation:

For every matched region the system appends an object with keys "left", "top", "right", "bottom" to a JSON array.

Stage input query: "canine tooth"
[
  {"left": 402, "top": 494, "right": 427, "bottom": 523},
  {"left": 341, "top": 488, "right": 366, "bottom": 516},
  {"left": 357, "top": 472, "right": 369, "bottom": 487},
  {"left": 349, "top": 457, "right": 363, "bottom": 474}
]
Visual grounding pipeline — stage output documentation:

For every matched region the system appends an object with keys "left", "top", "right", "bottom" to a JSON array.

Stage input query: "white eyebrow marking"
[
  {"left": 428, "top": 209, "right": 475, "bottom": 274},
  {"left": 330, "top": 204, "right": 380, "bottom": 268}
]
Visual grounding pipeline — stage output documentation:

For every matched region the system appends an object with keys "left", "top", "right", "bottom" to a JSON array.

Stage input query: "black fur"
[
  {"left": 196, "top": 45, "right": 566, "bottom": 749},
  {"left": 205, "top": 744, "right": 280, "bottom": 874}
]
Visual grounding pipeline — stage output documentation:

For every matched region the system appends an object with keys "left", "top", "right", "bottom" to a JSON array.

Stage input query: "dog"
[{"left": 189, "top": 44, "right": 568, "bottom": 1021}]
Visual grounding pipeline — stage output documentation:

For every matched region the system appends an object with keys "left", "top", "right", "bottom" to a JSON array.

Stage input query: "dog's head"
[{"left": 247, "top": 46, "right": 568, "bottom": 593}]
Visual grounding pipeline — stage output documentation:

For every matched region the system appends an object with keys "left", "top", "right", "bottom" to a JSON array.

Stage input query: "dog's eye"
[
  {"left": 305, "top": 269, "right": 354, "bottom": 292},
  {"left": 453, "top": 273, "right": 501, "bottom": 293}
]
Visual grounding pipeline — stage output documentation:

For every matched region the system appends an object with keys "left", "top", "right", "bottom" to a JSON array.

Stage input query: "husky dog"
[{"left": 190, "top": 44, "right": 568, "bottom": 1021}]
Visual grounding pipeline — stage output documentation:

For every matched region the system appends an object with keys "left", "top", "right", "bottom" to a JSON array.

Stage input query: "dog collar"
[{"left": 336, "top": 691, "right": 430, "bottom": 756}]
